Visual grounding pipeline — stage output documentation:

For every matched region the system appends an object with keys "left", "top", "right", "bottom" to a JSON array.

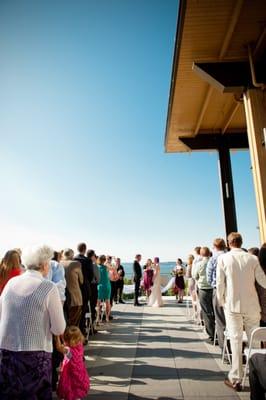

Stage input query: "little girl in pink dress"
[{"left": 56, "top": 326, "right": 90, "bottom": 400}]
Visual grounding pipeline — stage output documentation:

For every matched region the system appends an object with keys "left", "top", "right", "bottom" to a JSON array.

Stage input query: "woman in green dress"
[{"left": 96, "top": 255, "right": 111, "bottom": 323}]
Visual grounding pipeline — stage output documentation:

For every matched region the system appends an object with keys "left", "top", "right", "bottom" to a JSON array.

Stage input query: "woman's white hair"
[{"left": 23, "top": 245, "right": 54, "bottom": 271}]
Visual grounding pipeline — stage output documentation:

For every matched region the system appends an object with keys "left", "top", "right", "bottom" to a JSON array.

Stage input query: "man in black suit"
[
  {"left": 75, "top": 242, "right": 94, "bottom": 335},
  {"left": 133, "top": 254, "right": 142, "bottom": 306}
]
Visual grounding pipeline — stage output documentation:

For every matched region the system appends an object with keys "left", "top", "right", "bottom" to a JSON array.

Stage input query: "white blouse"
[{"left": 0, "top": 270, "right": 66, "bottom": 353}]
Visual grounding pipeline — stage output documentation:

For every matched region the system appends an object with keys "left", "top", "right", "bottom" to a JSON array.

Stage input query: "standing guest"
[
  {"left": 13, "top": 248, "right": 26, "bottom": 270},
  {"left": 174, "top": 259, "right": 185, "bottom": 303},
  {"left": 193, "top": 247, "right": 215, "bottom": 343},
  {"left": 115, "top": 257, "right": 125, "bottom": 303},
  {"left": 97, "top": 255, "right": 111, "bottom": 323},
  {"left": 192, "top": 246, "right": 202, "bottom": 268},
  {"left": 47, "top": 258, "right": 66, "bottom": 303},
  {"left": 143, "top": 259, "right": 154, "bottom": 298},
  {"left": 47, "top": 256, "right": 66, "bottom": 391},
  {"left": 108, "top": 257, "right": 119, "bottom": 307},
  {"left": 217, "top": 232, "right": 266, "bottom": 391},
  {"left": 133, "top": 254, "right": 142, "bottom": 306},
  {"left": 186, "top": 254, "right": 197, "bottom": 316},
  {"left": 87, "top": 249, "right": 100, "bottom": 325},
  {"left": 0, "top": 250, "right": 21, "bottom": 294},
  {"left": 75, "top": 243, "right": 93, "bottom": 335},
  {"left": 207, "top": 238, "right": 227, "bottom": 351},
  {"left": 0, "top": 245, "right": 66, "bottom": 399},
  {"left": 56, "top": 326, "right": 90, "bottom": 400},
  {"left": 52, "top": 251, "right": 62, "bottom": 263},
  {"left": 257, "top": 243, "right": 266, "bottom": 328},
  {"left": 61, "top": 249, "right": 83, "bottom": 326},
  {"left": 248, "top": 247, "right": 260, "bottom": 257}
]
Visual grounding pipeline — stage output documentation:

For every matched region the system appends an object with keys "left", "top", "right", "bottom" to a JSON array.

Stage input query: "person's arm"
[
  {"left": 93, "top": 264, "right": 100, "bottom": 283},
  {"left": 55, "top": 335, "right": 66, "bottom": 354},
  {"left": 133, "top": 261, "right": 137, "bottom": 276},
  {"left": 216, "top": 258, "right": 226, "bottom": 306},
  {"left": 255, "top": 262, "right": 266, "bottom": 288},
  {"left": 192, "top": 263, "right": 199, "bottom": 280},
  {"left": 47, "top": 285, "right": 66, "bottom": 335},
  {"left": 206, "top": 258, "right": 213, "bottom": 285}
]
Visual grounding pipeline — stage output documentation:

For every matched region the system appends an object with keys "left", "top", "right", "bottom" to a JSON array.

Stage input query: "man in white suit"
[{"left": 217, "top": 232, "right": 266, "bottom": 391}]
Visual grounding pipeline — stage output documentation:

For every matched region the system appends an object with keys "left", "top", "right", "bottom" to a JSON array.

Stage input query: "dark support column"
[{"left": 218, "top": 146, "right": 238, "bottom": 237}]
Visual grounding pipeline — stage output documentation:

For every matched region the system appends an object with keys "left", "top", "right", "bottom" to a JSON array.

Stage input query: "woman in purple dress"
[
  {"left": 174, "top": 258, "right": 185, "bottom": 303},
  {"left": 143, "top": 259, "right": 154, "bottom": 297}
]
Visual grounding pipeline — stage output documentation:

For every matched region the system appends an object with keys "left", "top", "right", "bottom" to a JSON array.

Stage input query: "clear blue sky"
[{"left": 0, "top": 0, "right": 259, "bottom": 261}]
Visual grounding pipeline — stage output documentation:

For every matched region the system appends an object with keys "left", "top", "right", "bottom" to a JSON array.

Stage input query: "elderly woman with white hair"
[{"left": 0, "top": 245, "right": 66, "bottom": 399}]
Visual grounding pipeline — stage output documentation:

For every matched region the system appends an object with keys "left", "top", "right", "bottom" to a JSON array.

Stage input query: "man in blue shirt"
[{"left": 207, "top": 238, "right": 227, "bottom": 350}]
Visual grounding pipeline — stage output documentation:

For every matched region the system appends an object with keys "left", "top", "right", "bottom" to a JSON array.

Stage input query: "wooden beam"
[
  {"left": 193, "top": 61, "right": 251, "bottom": 93},
  {"left": 179, "top": 133, "right": 249, "bottom": 151},
  {"left": 193, "top": 87, "right": 213, "bottom": 137},
  {"left": 243, "top": 89, "right": 266, "bottom": 243},
  {"left": 222, "top": 102, "right": 240, "bottom": 134}
]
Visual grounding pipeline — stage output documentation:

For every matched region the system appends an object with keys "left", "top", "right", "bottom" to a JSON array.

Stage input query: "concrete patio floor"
[{"left": 84, "top": 297, "right": 250, "bottom": 400}]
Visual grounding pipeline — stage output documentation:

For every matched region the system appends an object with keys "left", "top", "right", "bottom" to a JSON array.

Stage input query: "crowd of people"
[
  {"left": 184, "top": 233, "right": 266, "bottom": 396},
  {"left": 0, "top": 233, "right": 265, "bottom": 399},
  {"left": 0, "top": 242, "right": 126, "bottom": 399}
]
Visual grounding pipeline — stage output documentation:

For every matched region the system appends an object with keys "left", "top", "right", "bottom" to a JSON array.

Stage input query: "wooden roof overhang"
[{"left": 165, "top": 0, "right": 266, "bottom": 153}]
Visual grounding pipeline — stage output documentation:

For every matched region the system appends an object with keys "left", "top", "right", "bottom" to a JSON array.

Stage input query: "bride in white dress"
[{"left": 148, "top": 257, "right": 164, "bottom": 307}]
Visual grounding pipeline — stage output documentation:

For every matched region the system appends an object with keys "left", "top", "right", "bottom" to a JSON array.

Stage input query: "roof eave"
[{"left": 164, "top": 0, "right": 187, "bottom": 153}]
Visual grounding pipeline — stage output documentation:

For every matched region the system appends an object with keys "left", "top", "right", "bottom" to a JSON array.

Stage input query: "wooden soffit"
[{"left": 165, "top": 0, "right": 266, "bottom": 153}]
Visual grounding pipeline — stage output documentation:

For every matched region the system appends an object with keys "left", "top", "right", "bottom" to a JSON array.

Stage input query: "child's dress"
[{"left": 57, "top": 343, "right": 90, "bottom": 400}]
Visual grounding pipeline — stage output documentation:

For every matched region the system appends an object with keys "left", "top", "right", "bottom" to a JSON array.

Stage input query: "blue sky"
[{"left": 0, "top": 0, "right": 259, "bottom": 261}]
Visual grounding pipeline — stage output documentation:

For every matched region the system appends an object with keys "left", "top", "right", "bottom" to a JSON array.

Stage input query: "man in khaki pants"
[{"left": 217, "top": 232, "right": 266, "bottom": 391}]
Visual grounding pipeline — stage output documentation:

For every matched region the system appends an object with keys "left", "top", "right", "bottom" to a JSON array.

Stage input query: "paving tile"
[
  {"left": 184, "top": 397, "right": 239, "bottom": 400},
  {"left": 133, "top": 364, "right": 178, "bottom": 377},
  {"left": 129, "top": 377, "right": 183, "bottom": 399},
  {"left": 180, "top": 376, "right": 239, "bottom": 398}
]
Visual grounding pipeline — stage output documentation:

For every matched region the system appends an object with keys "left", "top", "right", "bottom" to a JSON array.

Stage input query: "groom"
[{"left": 133, "top": 254, "right": 142, "bottom": 306}]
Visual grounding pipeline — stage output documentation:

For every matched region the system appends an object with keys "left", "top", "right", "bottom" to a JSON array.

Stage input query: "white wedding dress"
[{"left": 148, "top": 265, "right": 164, "bottom": 307}]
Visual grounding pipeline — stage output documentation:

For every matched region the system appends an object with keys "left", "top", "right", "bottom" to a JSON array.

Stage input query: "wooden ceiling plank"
[
  {"left": 222, "top": 102, "right": 241, "bottom": 134},
  {"left": 193, "top": 0, "right": 244, "bottom": 136}
]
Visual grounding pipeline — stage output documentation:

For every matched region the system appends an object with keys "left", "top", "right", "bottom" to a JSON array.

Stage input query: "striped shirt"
[{"left": 206, "top": 251, "right": 226, "bottom": 288}]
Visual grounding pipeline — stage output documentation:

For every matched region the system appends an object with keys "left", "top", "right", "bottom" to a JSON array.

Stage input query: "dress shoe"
[
  {"left": 134, "top": 303, "right": 142, "bottom": 306},
  {"left": 224, "top": 379, "right": 242, "bottom": 392},
  {"left": 119, "top": 300, "right": 125, "bottom": 304}
]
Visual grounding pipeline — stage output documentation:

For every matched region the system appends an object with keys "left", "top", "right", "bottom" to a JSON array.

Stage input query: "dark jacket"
[
  {"left": 74, "top": 254, "right": 94, "bottom": 283},
  {"left": 133, "top": 260, "right": 142, "bottom": 281},
  {"left": 74, "top": 254, "right": 93, "bottom": 299},
  {"left": 117, "top": 265, "right": 125, "bottom": 281}
]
